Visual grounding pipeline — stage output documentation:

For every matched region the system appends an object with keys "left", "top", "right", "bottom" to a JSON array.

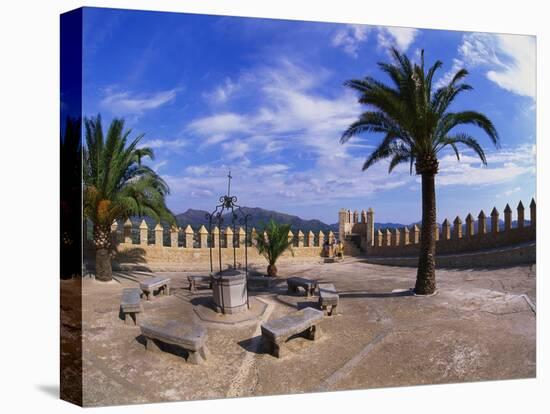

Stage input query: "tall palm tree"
[
  {"left": 83, "top": 115, "right": 175, "bottom": 282},
  {"left": 340, "top": 48, "right": 499, "bottom": 295},
  {"left": 254, "top": 219, "right": 294, "bottom": 277}
]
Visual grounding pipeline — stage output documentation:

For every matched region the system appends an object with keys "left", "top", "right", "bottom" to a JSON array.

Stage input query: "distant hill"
[
  {"left": 374, "top": 222, "right": 409, "bottom": 230},
  {"left": 175, "top": 209, "right": 210, "bottom": 228},
  {"left": 375, "top": 219, "right": 532, "bottom": 232},
  {"left": 176, "top": 207, "right": 337, "bottom": 233}
]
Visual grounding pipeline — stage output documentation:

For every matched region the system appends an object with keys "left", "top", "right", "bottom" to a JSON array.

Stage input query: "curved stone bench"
[
  {"left": 318, "top": 283, "right": 339, "bottom": 316},
  {"left": 139, "top": 277, "right": 171, "bottom": 301},
  {"left": 140, "top": 320, "right": 208, "bottom": 364},
  {"left": 287, "top": 277, "right": 317, "bottom": 297},
  {"left": 120, "top": 288, "right": 142, "bottom": 325},
  {"left": 261, "top": 307, "right": 324, "bottom": 358}
]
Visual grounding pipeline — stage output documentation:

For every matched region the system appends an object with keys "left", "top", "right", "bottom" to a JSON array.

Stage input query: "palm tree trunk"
[
  {"left": 267, "top": 264, "right": 277, "bottom": 277},
  {"left": 415, "top": 172, "right": 437, "bottom": 294},
  {"left": 94, "top": 224, "right": 113, "bottom": 282}
]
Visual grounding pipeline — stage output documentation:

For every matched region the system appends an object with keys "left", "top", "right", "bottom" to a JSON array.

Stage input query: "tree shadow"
[
  {"left": 112, "top": 270, "right": 156, "bottom": 284},
  {"left": 339, "top": 289, "right": 414, "bottom": 299},
  {"left": 112, "top": 247, "right": 151, "bottom": 272},
  {"left": 83, "top": 247, "right": 152, "bottom": 279}
]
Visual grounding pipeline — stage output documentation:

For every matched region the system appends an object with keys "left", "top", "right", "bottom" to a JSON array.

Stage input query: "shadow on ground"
[
  {"left": 237, "top": 335, "right": 266, "bottom": 355},
  {"left": 339, "top": 289, "right": 414, "bottom": 299},
  {"left": 135, "top": 335, "right": 191, "bottom": 361}
]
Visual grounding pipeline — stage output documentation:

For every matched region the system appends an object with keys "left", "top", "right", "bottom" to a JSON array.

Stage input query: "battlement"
[
  {"left": 84, "top": 221, "right": 334, "bottom": 271},
  {"left": 339, "top": 198, "right": 536, "bottom": 258}
]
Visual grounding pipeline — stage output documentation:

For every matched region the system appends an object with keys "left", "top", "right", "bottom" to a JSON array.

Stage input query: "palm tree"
[
  {"left": 340, "top": 48, "right": 499, "bottom": 295},
  {"left": 83, "top": 115, "right": 175, "bottom": 282},
  {"left": 254, "top": 219, "right": 294, "bottom": 277}
]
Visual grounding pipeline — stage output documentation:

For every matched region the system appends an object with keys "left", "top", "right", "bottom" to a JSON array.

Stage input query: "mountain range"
[
  {"left": 175, "top": 207, "right": 338, "bottom": 233},
  {"left": 126, "top": 207, "right": 529, "bottom": 234},
  {"left": 175, "top": 207, "right": 412, "bottom": 233}
]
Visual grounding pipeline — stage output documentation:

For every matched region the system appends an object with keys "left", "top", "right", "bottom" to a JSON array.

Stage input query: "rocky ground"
[{"left": 61, "top": 259, "right": 536, "bottom": 407}]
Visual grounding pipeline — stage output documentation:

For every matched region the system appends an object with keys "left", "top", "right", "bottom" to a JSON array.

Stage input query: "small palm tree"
[
  {"left": 83, "top": 115, "right": 175, "bottom": 282},
  {"left": 340, "top": 48, "right": 499, "bottom": 295},
  {"left": 254, "top": 219, "right": 294, "bottom": 277}
]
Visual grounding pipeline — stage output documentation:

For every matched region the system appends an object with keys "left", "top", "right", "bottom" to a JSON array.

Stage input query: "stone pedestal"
[{"left": 211, "top": 270, "right": 248, "bottom": 314}]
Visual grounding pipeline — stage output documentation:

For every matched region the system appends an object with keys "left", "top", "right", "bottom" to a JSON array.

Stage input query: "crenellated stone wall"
[
  {"left": 339, "top": 198, "right": 536, "bottom": 260},
  {"left": 83, "top": 197, "right": 536, "bottom": 271},
  {"left": 86, "top": 221, "right": 335, "bottom": 272}
]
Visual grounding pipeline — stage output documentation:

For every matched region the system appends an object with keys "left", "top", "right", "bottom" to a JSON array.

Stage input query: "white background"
[{"left": 0, "top": 0, "right": 547, "bottom": 412}]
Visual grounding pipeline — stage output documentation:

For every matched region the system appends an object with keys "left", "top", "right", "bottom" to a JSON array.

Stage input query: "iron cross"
[{"left": 227, "top": 170, "right": 232, "bottom": 196}]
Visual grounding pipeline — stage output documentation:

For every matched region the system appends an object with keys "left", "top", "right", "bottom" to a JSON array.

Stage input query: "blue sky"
[{"left": 81, "top": 7, "right": 536, "bottom": 224}]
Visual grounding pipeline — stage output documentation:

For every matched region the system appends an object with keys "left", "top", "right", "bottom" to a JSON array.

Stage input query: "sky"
[{"left": 80, "top": 7, "right": 536, "bottom": 224}]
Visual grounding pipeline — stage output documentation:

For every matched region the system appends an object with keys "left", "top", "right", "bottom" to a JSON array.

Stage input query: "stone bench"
[
  {"left": 120, "top": 288, "right": 143, "bottom": 325},
  {"left": 140, "top": 320, "right": 208, "bottom": 365},
  {"left": 139, "top": 277, "right": 171, "bottom": 301},
  {"left": 187, "top": 275, "right": 212, "bottom": 293},
  {"left": 318, "top": 283, "right": 339, "bottom": 316},
  {"left": 287, "top": 277, "right": 317, "bottom": 297},
  {"left": 261, "top": 307, "right": 324, "bottom": 358}
]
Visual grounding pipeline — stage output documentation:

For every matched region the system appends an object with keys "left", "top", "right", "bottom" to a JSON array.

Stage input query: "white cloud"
[
  {"left": 496, "top": 186, "right": 521, "bottom": 198},
  {"left": 100, "top": 88, "right": 177, "bottom": 115},
  {"left": 377, "top": 27, "right": 419, "bottom": 52},
  {"left": 486, "top": 34, "right": 535, "bottom": 98},
  {"left": 141, "top": 138, "right": 187, "bottom": 150},
  {"left": 459, "top": 33, "right": 502, "bottom": 66},
  {"left": 203, "top": 77, "right": 239, "bottom": 104},
  {"left": 189, "top": 188, "right": 214, "bottom": 199},
  {"left": 188, "top": 113, "right": 249, "bottom": 136},
  {"left": 437, "top": 33, "right": 535, "bottom": 98},
  {"left": 188, "top": 60, "right": 360, "bottom": 163},
  {"left": 434, "top": 58, "right": 465, "bottom": 89},
  {"left": 331, "top": 25, "right": 418, "bottom": 58},
  {"left": 436, "top": 144, "right": 535, "bottom": 187},
  {"left": 185, "top": 165, "right": 211, "bottom": 176},
  {"left": 221, "top": 140, "right": 250, "bottom": 160},
  {"left": 203, "top": 134, "right": 229, "bottom": 146},
  {"left": 256, "top": 164, "right": 289, "bottom": 175},
  {"left": 331, "top": 24, "right": 370, "bottom": 58}
]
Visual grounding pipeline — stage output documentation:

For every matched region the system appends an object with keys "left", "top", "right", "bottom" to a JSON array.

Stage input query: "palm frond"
[
  {"left": 83, "top": 115, "right": 175, "bottom": 229},
  {"left": 254, "top": 220, "right": 294, "bottom": 265},
  {"left": 438, "top": 133, "right": 488, "bottom": 165},
  {"left": 341, "top": 49, "right": 499, "bottom": 176}
]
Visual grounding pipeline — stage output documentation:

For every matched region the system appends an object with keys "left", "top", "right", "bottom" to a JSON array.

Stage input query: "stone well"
[{"left": 211, "top": 269, "right": 248, "bottom": 314}]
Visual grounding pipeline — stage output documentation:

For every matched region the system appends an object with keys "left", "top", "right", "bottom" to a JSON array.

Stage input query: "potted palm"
[{"left": 254, "top": 219, "right": 294, "bottom": 277}]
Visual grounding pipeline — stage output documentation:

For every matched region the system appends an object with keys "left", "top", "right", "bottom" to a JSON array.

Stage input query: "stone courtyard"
[{"left": 61, "top": 259, "right": 536, "bottom": 407}]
